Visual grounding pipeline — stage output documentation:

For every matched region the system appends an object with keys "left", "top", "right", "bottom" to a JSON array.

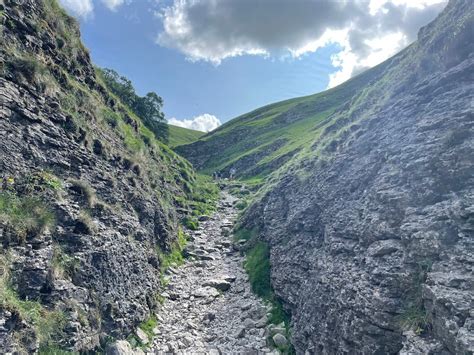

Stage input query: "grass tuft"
[
  {"left": 0, "top": 192, "right": 55, "bottom": 242},
  {"left": 0, "top": 254, "right": 67, "bottom": 351}
]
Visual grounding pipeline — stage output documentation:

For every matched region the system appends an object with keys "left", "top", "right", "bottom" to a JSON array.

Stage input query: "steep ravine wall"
[
  {"left": 242, "top": 1, "right": 473, "bottom": 354},
  {"left": 0, "top": 1, "right": 202, "bottom": 352}
]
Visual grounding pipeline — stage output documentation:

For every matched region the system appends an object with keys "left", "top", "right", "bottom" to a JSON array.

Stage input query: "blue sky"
[{"left": 61, "top": 0, "right": 446, "bottom": 131}]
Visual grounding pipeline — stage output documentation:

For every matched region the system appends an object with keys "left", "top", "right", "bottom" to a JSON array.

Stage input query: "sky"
[{"left": 60, "top": 0, "right": 447, "bottom": 132}]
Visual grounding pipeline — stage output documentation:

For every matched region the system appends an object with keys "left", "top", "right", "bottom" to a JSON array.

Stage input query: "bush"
[
  {"left": 51, "top": 247, "right": 79, "bottom": 280},
  {"left": 397, "top": 260, "right": 433, "bottom": 334},
  {"left": 233, "top": 226, "right": 258, "bottom": 242}
]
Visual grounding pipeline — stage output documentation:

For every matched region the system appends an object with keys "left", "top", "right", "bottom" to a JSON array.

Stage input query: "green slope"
[
  {"left": 168, "top": 125, "right": 205, "bottom": 147},
  {"left": 175, "top": 57, "right": 393, "bottom": 181}
]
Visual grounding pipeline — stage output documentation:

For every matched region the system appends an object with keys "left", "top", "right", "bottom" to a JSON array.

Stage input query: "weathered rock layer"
[
  {"left": 243, "top": 1, "right": 474, "bottom": 353},
  {"left": 1, "top": 0, "right": 199, "bottom": 352}
]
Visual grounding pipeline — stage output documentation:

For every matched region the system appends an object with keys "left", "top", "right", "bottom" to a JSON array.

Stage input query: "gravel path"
[{"left": 151, "top": 191, "right": 278, "bottom": 354}]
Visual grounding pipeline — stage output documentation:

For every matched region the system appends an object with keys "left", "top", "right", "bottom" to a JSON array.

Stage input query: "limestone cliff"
[
  {"left": 241, "top": 1, "right": 474, "bottom": 353},
  {"left": 0, "top": 0, "right": 207, "bottom": 352}
]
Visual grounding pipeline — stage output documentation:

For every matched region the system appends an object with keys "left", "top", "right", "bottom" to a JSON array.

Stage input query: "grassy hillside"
[
  {"left": 168, "top": 125, "right": 205, "bottom": 147},
  {"left": 176, "top": 58, "right": 393, "bottom": 182}
]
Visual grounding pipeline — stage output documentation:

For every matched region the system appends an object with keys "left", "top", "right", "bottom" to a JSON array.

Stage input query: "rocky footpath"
[
  {"left": 149, "top": 192, "right": 281, "bottom": 354},
  {"left": 242, "top": 1, "right": 474, "bottom": 354}
]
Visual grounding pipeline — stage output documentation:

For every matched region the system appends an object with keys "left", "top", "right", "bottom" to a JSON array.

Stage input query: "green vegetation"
[
  {"left": 139, "top": 315, "right": 158, "bottom": 340},
  {"left": 0, "top": 255, "right": 67, "bottom": 352},
  {"left": 237, "top": 224, "right": 293, "bottom": 352},
  {"left": 176, "top": 54, "right": 391, "bottom": 182},
  {"left": 97, "top": 68, "right": 169, "bottom": 143},
  {"left": 39, "top": 345, "right": 77, "bottom": 355},
  {"left": 235, "top": 199, "right": 248, "bottom": 211},
  {"left": 51, "top": 247, "right": 79, "bottom": 280},
  {"left": 182, "top": 216, "right": 199, "bottom": 230},
  {"left": 157, "top": 228, "right": 188, "bottom": 272},
  {"left": 245, "top": 241, "right": 271, "bottom": 297},
  {"left": 168, "top": 125, "right": 205, "bottom": 147},
  {"left": 244, "top": 240, "right": 293, "bottom": 353},
  {"left": 4, "top": 53, "right": 57, "bottom": 94},
  {"left": 189, "top": 174, "right": 219, "bottom": 217},
  {"left": 397, "top": 260, "right": 433, "bottom": 335},
  {"left": 0, "top": 191, "right": 55, "bottom": 242},
  {"left": 127, "top": 313, "right": 158, "bottom": 349},
  {"left": 233, "top": 226, "right": 258, "bottom": 242}
]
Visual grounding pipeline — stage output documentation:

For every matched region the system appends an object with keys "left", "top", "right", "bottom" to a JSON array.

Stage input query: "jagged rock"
[
  {"left": 0, "top": 1, "right": 195, "bottom": 352},
  {"left": 222, "top": 274, "right": 237, "bottom": 282},
  {"left": 241, "top": 303, "right": 252, "bottom": 311},
  {"left": 203, "top": 279, "right": 232, "bottom": 291},
  {"left": 240, "top": 1, "right": 474, "bottom": 353},
  {"left": 243, "top": 318, "right": 255, "bottom": 329},
  {"left": 235, "top": 328, "right": 246, "bottom": 339},
  {"left": 272, "top": 333, "right": 288, "bottom": 347},
  {"left": 193, "top": 287, "right": 220, "bottom": 298},
  {"left": 105, "top": 340, "right": 144, "bottom": 355},
  {"left": 255, "top": 317, "right": 267, "bottom": 328},
  {"left": 135, "top": 328, "right": 149, "bottom": 345}
]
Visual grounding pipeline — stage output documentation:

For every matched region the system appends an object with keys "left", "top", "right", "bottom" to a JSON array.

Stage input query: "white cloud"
[
  {"left": 156, "top": 0, "right": 447, "bottom": 86},
  {"left": 101, "top": 0, "right": 127, "bottom": 11},
  {"left": 169, "top": 114, "right": 221, "bottom": 132},
  {"left": 59, "top": 0, "right": 129, "bottom": 18},
  {"left": 59, "top": 0, "right": 94, "bottom": 18}
]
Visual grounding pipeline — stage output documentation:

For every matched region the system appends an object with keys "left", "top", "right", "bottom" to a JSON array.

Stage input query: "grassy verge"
[
  {"left": 157, "top": 228, "right": 187, "bottom": 272},
  {"left": 242, "top": 235, "right": 294, "bottom": 354}
]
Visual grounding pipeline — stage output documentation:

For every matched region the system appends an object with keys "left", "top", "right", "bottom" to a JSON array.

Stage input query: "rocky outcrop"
[
  {"left": 242, "top": 1, "right": 474, "bottom": 354},
  {"left": 0, "top": 0, "right": 199, "bottom": 352}
]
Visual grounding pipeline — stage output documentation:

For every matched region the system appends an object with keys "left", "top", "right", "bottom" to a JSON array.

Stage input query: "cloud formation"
[
  {"left": 59, "top": 0, "right": 128, "bottom": 17},
  {"left": 101, "top": 0, "right": 127, "bottom": 11},
  {"left": 157, "top": 0, "right": 447, "bottom": 87},
  {"left": 59, "top": 0, "right": 94, "bottom": 18},
  {"left": 169, "top": 114, "right": 221, "bottom": 132}
]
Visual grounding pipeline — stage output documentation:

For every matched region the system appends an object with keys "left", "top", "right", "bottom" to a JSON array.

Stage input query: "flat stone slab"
[{"left": 202, "top": 279, "right": 232, "bottom": 291}]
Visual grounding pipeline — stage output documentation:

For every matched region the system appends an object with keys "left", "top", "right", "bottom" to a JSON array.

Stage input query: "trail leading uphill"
[{"left": 151, "top": 191, "right": 278, "bottom": 354}]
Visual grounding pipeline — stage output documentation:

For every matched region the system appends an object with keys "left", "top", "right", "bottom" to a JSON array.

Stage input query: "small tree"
[{"left": 98, "top": 67, "right": 169, "bottom": 143}]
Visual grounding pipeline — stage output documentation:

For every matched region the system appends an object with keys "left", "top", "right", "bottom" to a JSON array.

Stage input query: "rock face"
[
  {"left": 242, "top": 1, "right": 474, "bottom": 354},
  {"left": 0, "top": 0, "right": 198, "bottom": 352}
]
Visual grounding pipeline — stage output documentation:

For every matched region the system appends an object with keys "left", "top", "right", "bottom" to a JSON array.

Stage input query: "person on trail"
[{"left": 229, "top": 167, "right": 236, "bottom": 180}]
